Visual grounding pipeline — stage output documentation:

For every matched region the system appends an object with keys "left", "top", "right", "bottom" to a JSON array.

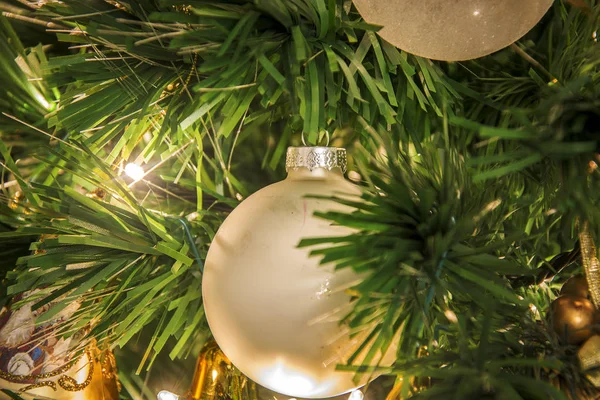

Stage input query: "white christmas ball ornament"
[
  {"left": 203, "top": 147, "right": 379, "bottom": 398},
  {"left": 352, "top": 0, "right": 553, "bottom": 61}
]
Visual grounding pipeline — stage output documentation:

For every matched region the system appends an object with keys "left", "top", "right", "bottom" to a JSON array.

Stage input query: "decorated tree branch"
[{"left": 1, "top": 0, "right": 600, "bottom": 399}]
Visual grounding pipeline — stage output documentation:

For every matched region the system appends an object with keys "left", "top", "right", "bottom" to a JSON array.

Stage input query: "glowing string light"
[
  {"left": 156, "top": 390, "right": 179, "bottom": 400},
  {"left": 349, "top": 390, "right": 364, "bottom": 400},
  {"left": 125, "top": 162, "right": 145, "bottom": 181}
]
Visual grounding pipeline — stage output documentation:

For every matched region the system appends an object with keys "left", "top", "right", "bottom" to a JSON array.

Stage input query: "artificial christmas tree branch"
[{"left": 1, "top": 0, "right": 599, "bottom": 398}]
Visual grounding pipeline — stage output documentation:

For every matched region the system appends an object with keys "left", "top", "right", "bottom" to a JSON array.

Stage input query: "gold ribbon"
[
  {"left": 577, "top": 220, "right": 600, "bottom": 388},
  {"left": 579, "top": 220, "right": 600, "bottom": 308}
]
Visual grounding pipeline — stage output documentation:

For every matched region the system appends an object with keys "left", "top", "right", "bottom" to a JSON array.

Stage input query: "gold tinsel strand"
[{"left": 579, "top": 220, "right": 600, "bottom": 308}]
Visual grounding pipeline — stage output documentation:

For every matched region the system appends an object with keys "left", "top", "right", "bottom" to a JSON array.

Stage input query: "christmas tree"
[{"left": 1, "top": 0, "right": 600, "bottom": 399}]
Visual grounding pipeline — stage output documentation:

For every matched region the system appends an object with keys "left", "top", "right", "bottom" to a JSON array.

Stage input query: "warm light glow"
[
  {"left": 473, "top": 10, "right": 480, "bottom": 16},
  {"left": 125, "top": 163, "right": 145, "bottom": 181},
  {"left": 34, "top": 91, "right": 52, "bottom": 110},
  {"left": 260, "top": 360, "right": 337, "bottom": 397},
  {"left": 444, "top": 309, "right": 458, "bottom": 323},
  {"left": 157, "top": 390, "right": 179, "bottom": 400},
  {"left": 212, "top": 369, "right": 218, "bottom": 381},
  {"left": 529, "top": 304, "right": 537, "bottom": 313},
  {"left": 349, "top": 390, "right": 364, "bottom": 400}
]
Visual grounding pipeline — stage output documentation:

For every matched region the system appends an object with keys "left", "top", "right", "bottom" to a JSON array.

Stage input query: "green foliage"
[
  {"left": 1, "top": 139, "right": 221, "bottom": 374},
  {"left": 1, "top": 0, "right": 600, "bottom": 399}
]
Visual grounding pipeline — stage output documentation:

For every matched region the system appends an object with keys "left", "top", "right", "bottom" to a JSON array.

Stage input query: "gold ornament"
[
  {"left": 351, "top": 0, "right": 553, "bottom": 61},
  {"left": 0, "top": 290, "right": 119, "bottom": 399},
  {"left": 385, "top": 378, "right": 405, "bottom": 400},
  {"left": 0, "top": 341, "right": 120, "bottom": 399},
  {"left": 551, "top": 295, "right": 596, "bottom": 345},
  {"left": 561, "top": 276, "right": 591, "bottom": 300},
  {"left": 385, "top": 346, "right": 431, "bottom": 400},
  {"left": 186, "top": 339, "right": 255, "bottom": 400}
]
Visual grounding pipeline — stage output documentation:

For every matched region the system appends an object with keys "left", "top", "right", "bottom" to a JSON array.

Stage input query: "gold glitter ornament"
[
  {"left": 0, "top": 291, "right": 119, "bottom": 399},
  {"left": 352, "top": 0, "right": 553, "bottom": 61},
  {"left": 0, "top": 342, "right": 120, "bottom": 400}
]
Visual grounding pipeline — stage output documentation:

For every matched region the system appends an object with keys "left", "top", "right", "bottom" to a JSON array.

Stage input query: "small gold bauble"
[
  {"left": 7, "top": 191, "right": 25, "bottom": 210},
  {"left": 187, "top": 339, "right": 255, "bottom": 400},
  {"left": 551, "top": 296, "right": 596, "bottom": 344},
  {"left": 561, "top": 276, "right": 591, "bottom": 300}
]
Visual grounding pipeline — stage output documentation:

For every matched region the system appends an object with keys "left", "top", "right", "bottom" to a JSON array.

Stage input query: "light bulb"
[
  {"left": 125, "top": 163, "right": 145, "bottom": 181},
  {"left": 157, "top": 390, "right": 179, "bottom": 400},
  {"left": 349, "top": 391, "right": 364, "bottom": 400}
]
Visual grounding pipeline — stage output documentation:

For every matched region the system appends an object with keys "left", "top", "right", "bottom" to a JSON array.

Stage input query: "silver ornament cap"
[{"left": 285, "top": 146, "right": 347, "bottom": 173}]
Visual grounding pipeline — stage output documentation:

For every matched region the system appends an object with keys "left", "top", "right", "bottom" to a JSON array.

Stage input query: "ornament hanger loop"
[
  {"left": 321, "top": 130, "right": 330, "bottom": 147},
  {"left": 301, "top": 130, "right": 330, "bottom": 147}
]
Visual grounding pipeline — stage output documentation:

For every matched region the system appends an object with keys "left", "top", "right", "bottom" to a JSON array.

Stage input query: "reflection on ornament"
[
  {"left": 352, "top": 0, "right": 553, "bottom": 61},
  {"left": 203, "top": 147, "right": 395, "bottom": 398},
  {"left": 157, "top": 390, "right": 180, "bottom": 400},
  {"left": 551, "top": 295, "right": 595, "bottom": 344},
  {"left": 260, "top": 360, "right": 327, "bottom": 397}
]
